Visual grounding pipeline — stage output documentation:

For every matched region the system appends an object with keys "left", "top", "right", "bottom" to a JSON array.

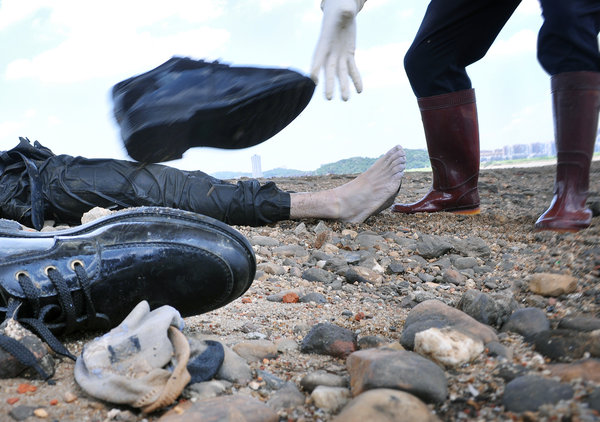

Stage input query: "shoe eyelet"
[
  {"left": 70, "top": 260, "right": 84, "bottom": 271},
  {"left": 44, "top": 265, "right": 57, "bottom": 276},
  {"left": 15, "top": 270, "right": 30, "bottom": 280}
]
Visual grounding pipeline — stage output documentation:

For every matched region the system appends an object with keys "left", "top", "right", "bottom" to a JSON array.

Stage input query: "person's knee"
[{"left": 404, "top": 43, "right": 441, "bottom": 97}]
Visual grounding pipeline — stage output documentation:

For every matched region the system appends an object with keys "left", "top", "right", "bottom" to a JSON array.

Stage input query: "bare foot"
[
  {"left": 289, "top": 145, "right": 406, "bottom": 222},
  {"left": 334, "top": 145, "right": 406, "bottom": 222}
]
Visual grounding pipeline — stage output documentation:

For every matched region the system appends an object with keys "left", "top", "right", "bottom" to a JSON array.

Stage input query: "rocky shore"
[{"left": 1, "top": 162, "right": 599, "bottom": 421}]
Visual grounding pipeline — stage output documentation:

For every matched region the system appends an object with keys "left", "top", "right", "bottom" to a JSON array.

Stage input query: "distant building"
[{"left": 251, "top": 154, "right": 263, "bottom": 178}]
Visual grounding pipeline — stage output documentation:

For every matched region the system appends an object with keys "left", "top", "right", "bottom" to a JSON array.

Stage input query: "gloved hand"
[{"left": 310, "top": 0, "right": 366, "bottom": 101}]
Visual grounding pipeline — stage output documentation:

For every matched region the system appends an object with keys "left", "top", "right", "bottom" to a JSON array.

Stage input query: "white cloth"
[{"left": 74, "top": 301, "right": 191, "bottom": 413}]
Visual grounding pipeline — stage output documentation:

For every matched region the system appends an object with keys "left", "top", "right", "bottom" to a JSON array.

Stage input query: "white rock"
[{"left": 414, "top": 327, "right": 484, "bottom": 367}]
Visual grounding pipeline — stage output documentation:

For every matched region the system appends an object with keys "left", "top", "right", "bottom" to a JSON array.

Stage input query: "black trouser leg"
[
  {"left": 404, "top": 0, "right": 521, "bottom": 97},
  {"left": 538, "top": 0, "right": 600, "bottom": 74},
  {"left": 38, "top": 155, "right": 291, "bottom": 227}
]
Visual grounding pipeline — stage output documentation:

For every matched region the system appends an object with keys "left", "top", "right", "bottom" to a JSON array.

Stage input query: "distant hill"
[{"left": 211, "top": 148, "right": 430, "bottom": 179}]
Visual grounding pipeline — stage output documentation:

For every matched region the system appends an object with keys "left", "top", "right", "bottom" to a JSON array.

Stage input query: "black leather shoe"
[
  {"left": 112, "top": 56, "right": 315, "bottom": 163},
  {"left": 0, "top": 207, "right": 255, "bottom": 343}
]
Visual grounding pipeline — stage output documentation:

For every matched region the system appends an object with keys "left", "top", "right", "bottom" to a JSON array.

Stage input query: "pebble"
[
  {"left": 266, "top": 382, "right": 305, "bottom": 409},
  {"left": 9, "top": 405, "right": 35, "bottom": 421},
  {"left": 344, "top": 266, "right": 383, "bottom": 284},
  {"left": 502, "top": 375, "right": 574, "bottom": 413},
  {"left": 585, "top": 388, "right": 600, "bottom": 412},
  {"left": 346, "top": 348, "right": 448, "bottom": 404},
  {"left": 400, "top": 300, "right": 498, "bottom": 350},
  {"left": 187, "top": 339, "right": 225, "bottom": 383},
  {"left": 302, "top": 267, "right": 336, "bottom": 284},
  {"left": 416, "top": 234, "right": 453, "bottom": 259},
  {"left": 457, "top": 289, "right": 518, "bottom": 327},
  {"left": 528, "top": 273, "right": 578, "bottom": 296},
  {"left": 310, "top": 386, "right": 350, "bottom": 411},
  {"left": 186, "top": 380, "right": 230, "bottom": 399},
  {"left": 231, "top": 340, "right": 278, "bottom": 362},
  {"left": 501, "top": 307, "right": 550, "bottom": 338},
  {"left": 530, "top": 329, "right": 600, "bottom": 360},
  {"left": 300, "top": 371, "right": 348, "bottom": 392},
  {"left": 332, "top": 389, "right": 440, "bottom": 422},
  {"left": 414, "top": 327, "right": 484, "bottom": 367},
  {"left": 299, "top": 292, "right": 327, "bottom": 303},
  {"left": 301, "top": 323, "right": 357, "bottom": 358},
  {"left": 157, "top": 395, "right": 278, "bottom": 422},
  {"left": 557, "top": 315, "right": 600, "bottom": 332},
  {"left": 547, "top": 359, "right": 600, "bottom": 383}
]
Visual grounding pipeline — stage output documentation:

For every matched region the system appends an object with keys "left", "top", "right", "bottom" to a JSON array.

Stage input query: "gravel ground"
[{"left": 1, "top": 161, "right": 599, "bottom": 422}]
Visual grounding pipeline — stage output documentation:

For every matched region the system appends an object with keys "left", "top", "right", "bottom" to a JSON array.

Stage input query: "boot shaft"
[
  {"left": 551, "top": 71, "right": 600, "bottom": 195},
  {"left": 417, "top": 89, "right": 480, "bottom": 190}
]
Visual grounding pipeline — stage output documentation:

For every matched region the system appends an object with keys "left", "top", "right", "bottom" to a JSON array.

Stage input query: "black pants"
[
  {"left": 404, "top": 0, "right": 600, "bottom": 97},
  {"left": 0, "top": 138, "right": 291, "bottom": 229}
]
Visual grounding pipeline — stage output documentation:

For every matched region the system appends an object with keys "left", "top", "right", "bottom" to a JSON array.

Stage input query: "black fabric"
[
  {"left": 0, "top": 138, "right": 291, "bottom": 229},
  {"left": 112, "top": 56, "right": 315, "bottom": 163},
  {"left": 404, "top": 0, "right": 600, "bottom": 97}
]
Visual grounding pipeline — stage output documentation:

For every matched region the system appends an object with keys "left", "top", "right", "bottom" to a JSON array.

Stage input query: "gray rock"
[
  {"left": 454, "top": 256, "right": 478, "bottom": 269},
  {"left": 401, "top": 300, "right": 498, "bottom": 350},
  {"left": 273, "top": 244, "right": 309, "bottom": 257},
  {"left": 249, "top": 235, "right": 280, "bottom": 247},
  {"left": 452, "top": 236, "right": 491, "bottom": 258},
  {"left": 416, "top": 234, "right": 453, "bottom": 259},
  {"left": 346, "top": 348, "right": 448, "bottom": 404},
  {"left": 356, "top": 233, "right": 388, "bottom": 251},
  {"left": 257, "top": 370, "right": 287, "bottom": 390},
  {"left": 386, "top": 261, "right": 406, "bottom": 275},
  {"left": 299, "top": 292, "right": 328, "bottom": 303},
  {"left": 502, "top": 375, "right": 573, "bottom": 413},
  {"left": 9, "top": 406, "right": 35, "bottom": 421},
  {"left": 501, "top": 307, "right": 550, "bottom": 338},
  {"left": 302, "top": 267, "right": 336, "bottom": 284},
  {"left": 457, "top": 289, "right": 518, "bottom": 328},
  {"left": 585, "top": 387, "right": 600, "bottom": 412},
  {"left": 310, "top": 386, "right": 351, "bottom": 411},
  {"left": 357, "top": 335, "right": 388, "bottom": 349},
  {"left": 301, "top": 370, "right": 348, "bottom": 392},
  {"left": 530, "top": 329, "right": 600, "bottom": 361},
  {"left": 266, "top": 382, "right": 305, "bottom": 410},
  {"left": 301, "top": 323, "right": 357, "bottom": 358},
  {"left": 557, "top": 316, "right": 600, "bottom": 332},
  {"left": 485, "top": 341, "right": 513, "bottom": 360}
]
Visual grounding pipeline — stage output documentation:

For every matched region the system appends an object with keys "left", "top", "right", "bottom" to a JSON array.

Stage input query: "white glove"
[{"left": 310, "top": 0, "right": 366, "bottom": 101}]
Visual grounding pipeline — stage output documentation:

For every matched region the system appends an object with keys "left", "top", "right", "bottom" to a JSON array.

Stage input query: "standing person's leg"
[
  {"left": 535, "top": 0, "right": 600, "bottom": 231},
  {"left": 393, "top": 0, "right": 521, "bottom": 214}
]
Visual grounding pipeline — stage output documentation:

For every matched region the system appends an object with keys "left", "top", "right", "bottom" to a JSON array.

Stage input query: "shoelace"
[{"left": 0, "top": 262, "right": 109, "bottom": 379}]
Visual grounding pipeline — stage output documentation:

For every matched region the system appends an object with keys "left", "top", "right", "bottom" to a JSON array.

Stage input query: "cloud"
[
  {"left": 487, "top": 29, "right": 537, "bottom": 59},
  {"left": 3, "top": 0, "right": 231, "bottom": 83},
  {"left": 357, "top": 42, "right": 411, "bottom": 89}
]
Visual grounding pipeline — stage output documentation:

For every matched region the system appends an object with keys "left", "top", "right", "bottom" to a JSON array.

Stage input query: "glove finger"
[
  {"left": 338, "top": 57, "right": 350, "bottom": 101},
  {"left": 325, "top": 53, "right": 338, "bottom": 101},
  {"left": 348, "top": 58, "right": 363, "bottom": 94},
  {"left": 310, "top": 40, "right": 328, "bottom": 83}
]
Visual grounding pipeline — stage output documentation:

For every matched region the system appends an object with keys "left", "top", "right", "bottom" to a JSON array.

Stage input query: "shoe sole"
[{"left": 121, "top": 76, "right": 315, "bottom": 163}]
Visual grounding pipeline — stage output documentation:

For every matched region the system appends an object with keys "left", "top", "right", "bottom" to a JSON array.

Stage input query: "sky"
[{"left": 0, "top": 0, "right": 551, "bottom": 175}]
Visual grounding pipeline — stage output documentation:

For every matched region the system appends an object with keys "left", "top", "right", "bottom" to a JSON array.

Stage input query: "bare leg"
[{"left": 289, "top": 145, "right": 406, "bottom": 223}]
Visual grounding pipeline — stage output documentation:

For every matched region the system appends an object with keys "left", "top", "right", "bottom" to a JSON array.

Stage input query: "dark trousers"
[
  {"left": 0, "top": 139, "right": 291, "bottom": 229},
  {"left": 404, "top": 0, "right": 600, "bottom": 97}
]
